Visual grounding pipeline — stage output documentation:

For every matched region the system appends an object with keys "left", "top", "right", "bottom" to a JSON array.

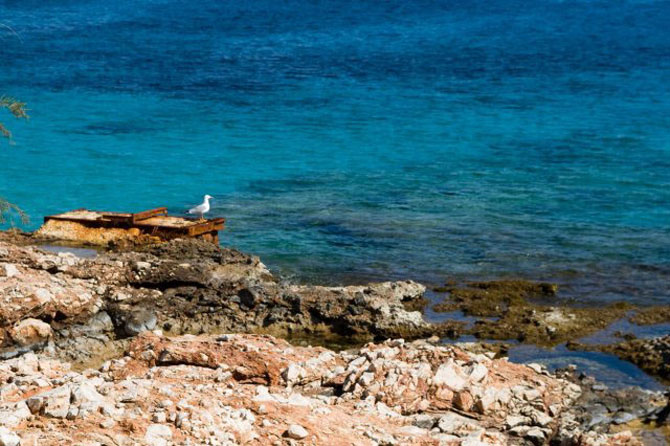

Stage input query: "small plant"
[
  {"left": 1, "top": 95, "right": 29, "bottom": 225},
  {"left": 0, "top": 198, "right": 28, "bottom": 225},
  {"left": 0, "top": 96, "right": 28, "bottom": 139}
]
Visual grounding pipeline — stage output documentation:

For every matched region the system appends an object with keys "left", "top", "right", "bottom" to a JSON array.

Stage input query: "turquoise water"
[{"left": 1, "top": 0, "right": 669, "bottom": 306}]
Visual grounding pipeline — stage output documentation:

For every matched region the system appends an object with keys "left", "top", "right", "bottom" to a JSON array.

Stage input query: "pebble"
[
  {"left": 100, "top": 419, "right": 115, "bottom": 429},
  {"left": 286, "top": 424, "right": 309, "bottom": 440}
]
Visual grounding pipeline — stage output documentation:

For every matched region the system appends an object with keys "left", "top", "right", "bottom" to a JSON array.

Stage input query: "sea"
[{"left": 1, "top": 0, "right": 669, "bottom": 385}]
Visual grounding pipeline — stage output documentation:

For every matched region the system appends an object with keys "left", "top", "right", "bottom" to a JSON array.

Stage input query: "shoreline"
[
  {"left": 3, "top": 229, "right": 669, "bottom": 386},
  {"left": 0, "top": 230, "right": 668, "bottom": 444}
]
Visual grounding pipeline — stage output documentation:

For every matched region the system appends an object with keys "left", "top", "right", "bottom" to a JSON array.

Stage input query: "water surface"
[{"left": 1, "top": 0, "right": 669, "bottom": 307}]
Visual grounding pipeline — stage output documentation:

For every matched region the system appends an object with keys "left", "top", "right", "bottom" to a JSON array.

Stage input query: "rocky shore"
[{"left": 0, "top": 232, "right": 668, "bottom": 445}]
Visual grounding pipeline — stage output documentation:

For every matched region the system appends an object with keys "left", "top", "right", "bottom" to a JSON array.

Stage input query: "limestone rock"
[
  {"left": 40, "top": 385, "right": 71, "bottom": 418},
  {"left": 144, "top": 424, "right": 172, "bottom": 446},
  {"left": 433, "top": 360, "right": 467, "bottom": 391},
  {"left": 286, "top": 424, "right": 309, "bottom": 440},
  {"left": 9, "top": 319, "right": 52, "bottom": 347},
  {"left": 0, "top": 427, "right": 20, "bottom": 446}
]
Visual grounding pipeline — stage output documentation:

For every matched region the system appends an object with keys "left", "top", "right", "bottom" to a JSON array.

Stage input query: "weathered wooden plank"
[
  {"left": 131, "top": 207, "right": 168, "bottom": 224},
  {"left": 101, "top": 212, "right": 134, "bottom": 223},
  {"left": 187, "top": 218, "right": 225, "bottom": 236},
  {"left": 44, "top": 209, "right": 101, "bottom": 223}
]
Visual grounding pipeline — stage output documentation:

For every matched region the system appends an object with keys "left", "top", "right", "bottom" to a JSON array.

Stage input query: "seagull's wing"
[
  {"left": 188, "top": 204, "right": 203, "bottom": 214},
  {"left": 187, "top": 202, "right": 202, "bottom": 214}
]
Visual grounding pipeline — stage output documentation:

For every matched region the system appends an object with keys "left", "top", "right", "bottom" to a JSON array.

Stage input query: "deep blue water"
[{"left": 1, "top": 0, "right": 670, "bottom": 306}]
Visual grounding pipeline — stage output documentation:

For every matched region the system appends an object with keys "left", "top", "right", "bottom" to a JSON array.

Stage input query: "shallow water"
[
  {"left": 38, "top": 244, "right": 99, "bottom": 258},
  {"left": 507, "top": 344, "right": 665, "bottom": 390}
]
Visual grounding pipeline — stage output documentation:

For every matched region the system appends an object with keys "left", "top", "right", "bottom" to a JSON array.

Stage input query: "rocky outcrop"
[
  {"left": 0, "top": 234, "right": 664, "bottom": 444},
  {"left": 0, "top": 238, "right": 435, "bottom": 362},
  {"left": 0, "top": 333, "right": 643, "bottom": 445}
]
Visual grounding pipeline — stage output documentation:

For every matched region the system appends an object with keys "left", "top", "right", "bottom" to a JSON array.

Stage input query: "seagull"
[{"left": 188, "top": 195, "right": 213, "bottom": 221}]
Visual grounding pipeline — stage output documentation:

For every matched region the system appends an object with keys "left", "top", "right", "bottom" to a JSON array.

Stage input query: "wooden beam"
[{"left": 131, "top": 207, "right": 168, "bottom": 224}]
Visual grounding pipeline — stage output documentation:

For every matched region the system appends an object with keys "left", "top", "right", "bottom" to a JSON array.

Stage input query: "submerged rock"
[
  {"left": 595, "top": 335, "right": 669, "bottom": 382},
  {"left": 628, "top": 306, "right": 670, "bottom": 326},
  {"left": 432, "top": 280, "right": 631, "bottom": 346}
]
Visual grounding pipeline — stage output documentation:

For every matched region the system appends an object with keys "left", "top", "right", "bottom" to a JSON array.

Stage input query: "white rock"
[
  {"left": 525, "top": 427, "right": 547, "bottom": 443},
  {"left": 494, "top": 388, "right": 512, "bottom": 405},
  {"left": 348, "top": 356, "right": 368, "bottom": 370},
  {"left": 437, "top": 412, "right": 475, "bottom": 434},
  {"left": 282, "top": 364, "right": 306, "bottom": 386},
  {"left": 432, "top": 433, "right": 461, "bottom": 443},
  {"left": 460, "top": 436, "right": 488, "bottom": 446},
  {"left": 145, "top": 423, "right": 172, "bottom": 446},
  {"left": 364, "top": 428, "right": 397, "bottom": 445},
  {"left": 175, "top": 412, "right": 189, "bottom": 428},
  {"left": 0, "top": 427, "right": 20, "bottom": 446},
  {"left": 100, "top": 419, "right": 115, "bottom": 429},
  {"left": 397, "top": 425, "right": 426, "bottom": 436},
  {"left": 286, "top": 393, "right": 311, "bottom": 407},
  {"left": 71, "top": 381, "right": 104, "bottom": 417},
  {"left": 40, "top": 385, "right": 71, "bottom": 418},
  {"left": 0, "top": 402, "right": 30, "bottom": 428},
  {"left": 474, "top": 387, "right": 499, "bottom": 415},
  {"left": 286, "top": 424, "right": 309, "bottom": 440},
  {"left": 34, "top": 288, "right": 53, "bottom": 304},
  {"left": 100, "top": 402, "right": 122, "bottom": 418},
  {"left": 9, "top": 319, "right": 52, "bottom": 346},
  {"left": 358, "top": 372, "right": 375, "bottom": 387},
  {"left": 529, "top": 409, "right": 553, "bottom": 428},
  {"left": 312, "top": 407, "right": 331, "bottom": 415},
  {"left": 3, "top": 264, "right": 19, "bottom": 278},
  {"left": 375, "top": 402, "right": 401, "bottom": 418},
  {"left": 505, "top": 415, "right": 529, "bottom": 429},
  {"left": 433, "top": 360, "right": 467, "bottom": 391},
  {"left": 136, "top": 261, "right": 151, "bottom": 270},
  {"left": 468, "top": 363, "right": 488, "bottom": 382}
]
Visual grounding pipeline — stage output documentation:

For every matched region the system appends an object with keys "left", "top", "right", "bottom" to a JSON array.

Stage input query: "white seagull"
[{"left": 188, "top": 195, "right": 213, "bottom": 221}]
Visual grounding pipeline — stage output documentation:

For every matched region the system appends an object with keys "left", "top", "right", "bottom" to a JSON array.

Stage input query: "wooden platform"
[{"left": 43, "top": 207, "right": 225, "bottom": 243}]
